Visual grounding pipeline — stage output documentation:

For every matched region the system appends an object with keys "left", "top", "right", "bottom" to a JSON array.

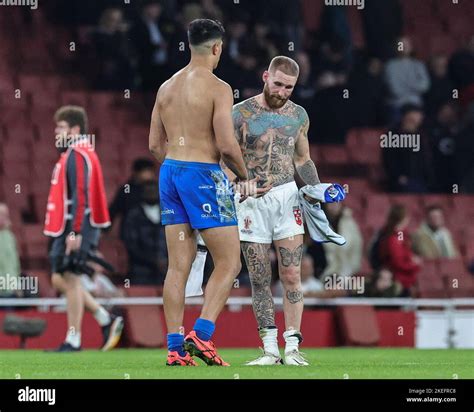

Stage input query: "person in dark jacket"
[
  {"left": 130, "top": 0, "right": 175, "bottom": 91},
  {"left": 109, "top": 158, "right": 156, "bottom": 239},
  {"left": 122, "top": 180, "right": 167, "bottom": 285}
]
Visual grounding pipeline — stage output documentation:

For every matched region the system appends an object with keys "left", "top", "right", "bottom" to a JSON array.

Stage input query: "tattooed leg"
[
  {"left": 241, "top": 242, "right": 275, "bottom": 329},
  {"left": 275, "top": 235, "right": 304, "bottom": 331}
]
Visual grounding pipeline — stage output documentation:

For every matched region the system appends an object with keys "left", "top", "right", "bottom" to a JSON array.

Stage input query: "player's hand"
[
  {"left": 237, "top": 176, "right": 272, "bottom": 203},
  {"left": 65, "top": 233, "right": 82, "bottom": 255}
]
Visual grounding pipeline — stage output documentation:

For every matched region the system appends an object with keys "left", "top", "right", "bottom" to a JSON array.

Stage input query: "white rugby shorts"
[{"left": 235, "top": 181, "right": 305, "bottom": 243}]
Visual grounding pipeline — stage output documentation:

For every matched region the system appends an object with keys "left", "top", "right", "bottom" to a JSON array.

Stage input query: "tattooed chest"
[{"left": 241, "top": 131, "right": 297, "bottom": 186}]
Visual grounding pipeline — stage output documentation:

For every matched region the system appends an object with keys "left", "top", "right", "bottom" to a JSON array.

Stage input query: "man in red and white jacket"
[{"left": 44, "top": 105, "right": 123, "bottom": 352}]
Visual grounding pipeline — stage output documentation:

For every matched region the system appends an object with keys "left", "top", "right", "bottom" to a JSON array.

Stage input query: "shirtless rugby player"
[{"left": 148, "top": 19, "right": 269, "bottom": 366}]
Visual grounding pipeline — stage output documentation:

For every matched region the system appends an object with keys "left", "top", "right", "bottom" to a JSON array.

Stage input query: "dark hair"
[
  {"left": 54, "top": 105, "right": 88, "bottom": 134},
  {"left": 400, "top": 103, "right": 423, "bottom": 117},
  {"left": 381, "top": 204, "right": 407, "bottom": 237},
  {"left": 187, "top": 19, "right": 225, "bottom": 47},
  {"left": 132, "top": 158, "right": 155, "bottom": 173}
]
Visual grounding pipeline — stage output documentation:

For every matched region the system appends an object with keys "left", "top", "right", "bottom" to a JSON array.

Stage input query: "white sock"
[
  {"left": 65, "top": 329, "right": 81, "bottom": 348},
  {"left": 259, "top": 327, "right": 280, "bottom": 357},
  {"left": 283, "top": 329, "right": 302, "bottom": 354},
  {"left": 94, "top": 307, "right": 111, "bottom": 326}
]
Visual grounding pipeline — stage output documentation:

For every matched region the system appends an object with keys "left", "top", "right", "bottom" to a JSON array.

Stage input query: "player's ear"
[
  {"left": 262, "top": 70, "right": 270, "bottom": 83},
  {"left": 212, "top": 41, "right": 220, "bottom": 56}
]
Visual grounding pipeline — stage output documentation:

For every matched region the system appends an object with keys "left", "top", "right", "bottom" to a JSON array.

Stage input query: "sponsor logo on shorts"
[
  {"left": 241, "top": 216, "right": 253, "bottom": 234},
  {"left": 161, "top": 208, "right": 175, "bottom": 215},
  {"left": 201, "top": 203, "right": 218, "bottom": 219},
  {"left": 198, "top": 184, "right": 214, "bottom": 190},
  {"left": 293, "top": 207, "right": 303, "bottom": 226}
]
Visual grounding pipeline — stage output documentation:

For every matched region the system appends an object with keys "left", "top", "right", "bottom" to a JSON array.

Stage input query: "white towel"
[
  {"left": 299, "top": 189, "right": 346, "bottom": 246},
  {"left": 185, "top": 232, "right": 207, "bottom": 297}
]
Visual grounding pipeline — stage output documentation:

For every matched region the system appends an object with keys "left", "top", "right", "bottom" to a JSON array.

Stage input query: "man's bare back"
[{"left": 156, "top": 66, "right": 229, "bottom": 164}]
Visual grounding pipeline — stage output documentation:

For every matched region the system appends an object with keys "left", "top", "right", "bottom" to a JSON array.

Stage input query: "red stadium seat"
[
  {"left": 89, "top": 92, "right": 119, "bottom": 110},
  {"left": 317, "top": 144, "right": 350, "bottom": 165},
  {"left": 4, "top": 124, "right": 36, "bottom": 143},
  {"left": 437, "top": 258, "right": 473, "bottom": 297},
  {"left": 416, "top": 260, "right": 447, "bottom": 298},
  {"left": 30, "top": 89, "right": 60, "bottom": 110},
  {"left": 336, "top": 305, "right": 380, "bottom": 346},
  {"left": 0, "top": 91, "right": 30, "bottom": 110},
  {"left": 443, "top": 271, "right": 474, "bottom": 298},
  {"left": 19, "top": 74, "right": 63, "bottom": 93},
  {"left": 365, "top": 194, "right": 390, "bottom": 231},
  {"left": 347, "top": 128, "right": 385, "bottom": 166},
  {"left": 23, "top": 224, "right": 49, "bottom": 260},
  {"left": 123, "top": 286, "right": 165, "bottom": 347},
  {"left": 452, "top": 195, "right": 474, "bottom": 219},
  {"left": 60, "top": 91, "right": 89, "bottom": 109}
]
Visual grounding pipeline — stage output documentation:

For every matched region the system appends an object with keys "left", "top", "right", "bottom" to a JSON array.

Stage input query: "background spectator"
[
  {"left": 378, "top": 205, "right": 421, "bottom": 296},
  {"left": 109, "top": 158, "right": 156, "bottom": 240},
  {"left": 454, "top": 103, "right": 474, "bottom": 193},
  {"left": 122, "top": 180, "right": 167, "bottom": 285},
  {"left": 130, "top": 0, "right": 174, "bottom": 90},
  {"left": 364, "top": 268, "right": 403, "bottom": 297},
  {"left": 424, "top": 55, "right": 455, "bottom": 119},
  {"left": 320, "top": 203, "right": 363, "bottom": 279},
  {"left": 384, "top": 36, "right": 430, "bottom": 123},
  {"left": 412, "top": 206, "right": 459, "bottom": 259},
  {"left": 382, "top": 104, "right": 432, "bottom": 193},
  {"left": 362, "top": 0, "right": 403, "bottom": 61},
  {"left": 91, "top": 8, "right": 136, "bottom": 90},
  {"left": 0, "top": 204, "right": 21, "bottom": 299},
  {"left": 449, "top": 35, "right": 474, "bottom": 104},
  {"left": 427, "top": 102, "right": 460, "bottom": 192}
]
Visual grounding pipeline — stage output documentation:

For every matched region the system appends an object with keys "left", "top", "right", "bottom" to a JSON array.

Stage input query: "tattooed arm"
[{"left": 293, "top": 108, "right": 320, "bottom": 185}]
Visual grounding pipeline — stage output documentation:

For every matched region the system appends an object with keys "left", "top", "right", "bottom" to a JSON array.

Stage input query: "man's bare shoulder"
[
  {"left": 232, "top": 96, "right": 257, "bottom": 116},
  {"left": 155, "top": 77, "right": 173, "bottom": 103},
  {"left": 286, "top": 100, "right": 309, "bottom": 123},
  {"left": 211, "top": 76, "right": 234, "bottom": 96}
]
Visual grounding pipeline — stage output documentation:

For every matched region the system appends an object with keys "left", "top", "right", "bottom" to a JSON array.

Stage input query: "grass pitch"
[{"left": 0, "top": 348, "right": 472, "bottom": 379}]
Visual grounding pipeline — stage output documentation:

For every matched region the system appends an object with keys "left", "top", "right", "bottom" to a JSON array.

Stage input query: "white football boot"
[
  {"left": 283, "top": 330, "right": 309, "bottom": 366},
  {"left": 245, "top": 349, "right": 283, "bottom": 366},
  {"left": 284, "top": 350, "right": 309, "bottom": 366}
]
